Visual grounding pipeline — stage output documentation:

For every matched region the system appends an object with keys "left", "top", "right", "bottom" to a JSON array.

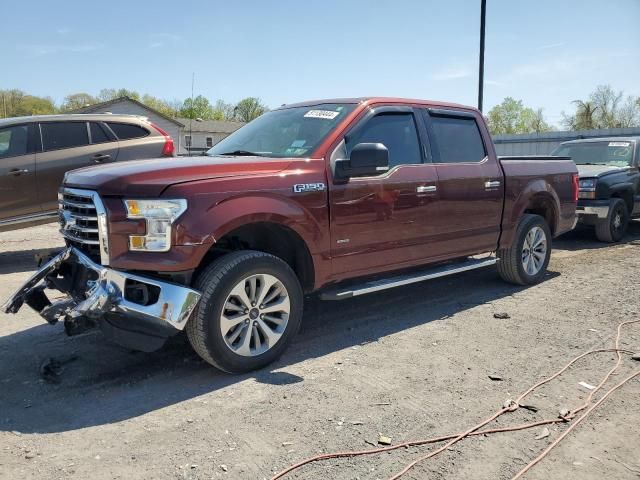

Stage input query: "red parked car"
[{"left": 4, "top": 97, "right": 578, "bottom": 373}]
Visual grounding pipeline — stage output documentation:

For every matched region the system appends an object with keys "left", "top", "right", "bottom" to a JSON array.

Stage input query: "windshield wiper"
[{"left": 218, "top": 150, "right": 264, "bottom": 157}]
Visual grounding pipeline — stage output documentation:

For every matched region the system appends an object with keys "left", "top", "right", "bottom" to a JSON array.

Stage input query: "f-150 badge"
[{"left": 293, "top": 183, "right": 326, "bottom": 193}]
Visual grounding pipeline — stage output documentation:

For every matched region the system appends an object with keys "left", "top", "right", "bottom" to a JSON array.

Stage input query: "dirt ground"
[{"left": 1, "top": 222, "right": 639, "bottom": 480}]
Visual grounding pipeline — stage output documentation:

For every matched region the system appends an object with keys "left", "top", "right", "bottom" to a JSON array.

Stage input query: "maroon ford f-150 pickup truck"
[{"left": 4, "top": 98, "right": 578, "bottom": 373}]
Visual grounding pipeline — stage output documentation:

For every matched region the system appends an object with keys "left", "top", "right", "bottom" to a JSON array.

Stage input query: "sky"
[{"left": 2, "top": 0, "right": 639, "bottom": 126}]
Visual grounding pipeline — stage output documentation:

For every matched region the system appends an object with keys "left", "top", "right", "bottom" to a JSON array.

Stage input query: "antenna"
[{"left": 189, "top": 72, "right": 194, "bottom": 155}]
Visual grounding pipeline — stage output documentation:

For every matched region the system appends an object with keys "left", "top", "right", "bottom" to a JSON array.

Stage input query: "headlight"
[
  {"left": 578, "top": 178, "right": 596, "bottom": 190},
  {"left": 123, "top": 199, "right": 187, "bottom": 252}
]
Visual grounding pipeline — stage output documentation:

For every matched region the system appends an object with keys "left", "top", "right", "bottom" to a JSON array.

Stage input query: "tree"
[
  {"left": 179, "top": 95, "right": 216, "bottom": 120},
  {"left": 97, "top": 88, "right": 140, "bottom": 102},
  {"left": 486, "top": 97, "right": 552, "bottom": 135},
  {"left": 213, "top": 99, "right": 236, "bottom": 121},
  {"left": 0, "top": 89, "right": 56, "bottom": 117},
  {"left": 141, "top": 94, "right": 180, "bottom": 118},
  {"left": 563, "top": 100, "right": 599, "bottom": 130},
  {"left": 233, "top": 97, "right": 267, "bottom": 122},
  {"left": 60, "top": 92, "right": 97, "bottom": 111}
]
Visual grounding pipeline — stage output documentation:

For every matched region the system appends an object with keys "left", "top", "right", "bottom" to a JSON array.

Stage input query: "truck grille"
[{"left": 59, "top": 188, "right": 109, "bottom": 264}]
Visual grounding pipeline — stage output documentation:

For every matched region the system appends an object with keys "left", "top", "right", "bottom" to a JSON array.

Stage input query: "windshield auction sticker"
[
  {"left": 304, "top": 110, "right": 340, "bottom": 120},
  {"left": 608, "top": 142, "right": 630, "bottom": 147}
]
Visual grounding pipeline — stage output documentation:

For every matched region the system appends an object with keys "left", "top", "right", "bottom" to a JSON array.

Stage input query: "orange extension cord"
[{"left": 270, "top": 320, "right": 639, "bottom": 480}]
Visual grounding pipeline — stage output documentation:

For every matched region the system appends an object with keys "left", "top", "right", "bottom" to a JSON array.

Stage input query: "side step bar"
[{"left": 320, "top": 257, "right": 497, "bottom": 300}]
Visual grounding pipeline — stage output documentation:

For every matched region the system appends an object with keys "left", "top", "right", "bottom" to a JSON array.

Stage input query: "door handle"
[
  {"left": 7, "top": 168, "right": 29, "bottom": 176},
  {"left": 416, "top": 185, "right": 437, "bottom": 193},
  {"left": 92, "top": 154, "right": 111, "bottom": 163},
  {"left": 484, "top": 180, "right": 501, "bottom": 189}
]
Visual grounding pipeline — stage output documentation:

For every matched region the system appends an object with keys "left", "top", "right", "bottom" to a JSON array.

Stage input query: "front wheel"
[
  {"left": 497, "top": 214, "right": 551, "bottom": 286},
  {"left": 594, "top": 198, "right": 628, "bottom": 243},
  {"left": 186, "top": 251, "right": 303, "bottom": 373}
]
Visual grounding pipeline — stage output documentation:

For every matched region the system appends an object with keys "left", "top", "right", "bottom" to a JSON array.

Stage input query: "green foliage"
[
  {"left": 1, "top": 87, "right": 268, "bottom": 122},
  {"left": 179, "top": 95, "right": 216, "bottom": 120},
  {"left": 142, "top": 94, "right": 180, "bottom": 118},
  {"left": 233, "top": 97, "right": 267, "bottom": 123},
  {"left": 0, "top": 89, "right": 56, "bottom": 118},
  {"left": 60, "top": 92, "right": 98, "bottom": 111},
  {"left": 562, "top": 84, "right": 640, "bottom": 130},
  {"left": 487, "top": 97, "right": 553, "bottom": 135},
  {"left": 97, "top": 88, "right": 141, "bottom": 102}
]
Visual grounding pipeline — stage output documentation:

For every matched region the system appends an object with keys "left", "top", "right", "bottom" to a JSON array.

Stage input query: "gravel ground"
[{"left": 1, "top": 222, "right": 639, "bottom": 480}]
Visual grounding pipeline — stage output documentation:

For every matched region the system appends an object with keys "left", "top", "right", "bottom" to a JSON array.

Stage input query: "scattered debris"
[
  {"left": 186, "top": 419, "right": 194, "bottom": 423},
  {"left": 10, "top": 431, "right": 21, "bottom": 436},
  {"left": 282, "top": 442, "right": 293, "bottom": 447},
  {"left": 488, "top": 374, "right": 503, "bottom": 381},
  {"left": 520, "top": 404, "right": 539, "bottom": 413},
  {"left": 39, "top": 355, "right": 78, "bottom": 384},
  {"left": 535, "top": 427, "right": 550, "bottom": 440},
  {"left": 24, "top": 452, "right": 36, "bottom": 459},
  {"left": 378, "top": 435, "right": 392, "bottom": 445},
  {"left": 588, "top": 328, "right": 599, "bottom": 333},
  {"left": 350, "top": 420, "right": 364, "bottom": 425},
  {"left": 370, "top": 402, "right": 391, "bottom": 406},
  {"left": 503, "top": 399, "right": 516, "bottom": 409},
  {"left": 631, "top": 353, "right": 640, "bottom": 362},
  {"left": 559, "top": 408, "right": 570, "bottom": 418},
  {"left": 573, "top": 461, "right": 584, "bottom": 466},
  {"left": 364, "top": 439, "right": 376, "bottom": 447},
  {"left": 493, "top": 312, "right": 511, "bottom": 319},
  {"left": 578, "top": 381, "right": 596, "bottom": 390},
  {"left": 220, "top": 464, "right": 228, "bottom": 472}
]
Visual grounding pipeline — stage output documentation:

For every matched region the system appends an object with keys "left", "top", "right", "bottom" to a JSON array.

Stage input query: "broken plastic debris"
[
  {"left": 493, "top": 312, "right": 511, "bottom": 319},
  {"left": 535, "top": 427, "right": 550, "bottom": 440},
  {"left": 578, "top": 381, "right": 596, "bottom": 390},
  {"left": 488, "top": 374, "right": 503, "bottom": 381},
  {"left": 378, "top": 435, "right": 392, "bottom": 445}
]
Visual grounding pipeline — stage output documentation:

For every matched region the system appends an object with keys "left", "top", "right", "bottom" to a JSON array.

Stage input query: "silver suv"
[{"left": 0, "top": 114, "right": 175, "bottom": 232}]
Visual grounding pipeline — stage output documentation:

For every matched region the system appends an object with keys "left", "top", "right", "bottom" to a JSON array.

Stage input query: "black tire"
[
  {"left": 594, "top": 198, "right": 628, "bottom": 243},
  {"left": 186, "top": 250, "right": 303, "bottom": 373},
  {"left": 497, "top": 214, "right": 551, "bottom": 286}
]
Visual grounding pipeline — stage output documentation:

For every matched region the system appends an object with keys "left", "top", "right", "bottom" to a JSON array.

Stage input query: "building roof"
[
  {"left": 72, "top": 96, "right": 184, "bottom": 127},
  {"left": 176, "top": 118, "right": 245, "bottom": 134}
]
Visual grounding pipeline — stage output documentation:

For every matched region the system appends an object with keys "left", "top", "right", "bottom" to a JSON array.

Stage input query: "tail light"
[
  {"left": 572, "top": 173, "right": 579, "bottom": 202},
  {"left": 150, "top": 123, "right": 175, "bottom": 157}
]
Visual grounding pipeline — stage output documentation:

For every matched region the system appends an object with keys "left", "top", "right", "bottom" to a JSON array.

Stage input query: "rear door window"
[
  {"left": 106, "top": 122, "right": 149, "bottom": 140},
  {"left": 0, "top": 125, "right": 30, "bottom": 158},
  {"left": 427, "top": 113, "right": 486, "bottom": 163},
  {"left": 89, "top": 122, "right": 112, "bottom": 144},
  {"left": 347, "top": 113, "right": 422, "bottom": 168},
  {"left": 41, "top": 122, "right": 89, "bottom": 151}
]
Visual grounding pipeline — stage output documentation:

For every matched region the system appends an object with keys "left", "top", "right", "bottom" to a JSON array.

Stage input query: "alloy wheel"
[
  {"left": 219, "top": 274, "right": 290, "bottom": 356},
  {"left": 521, "top": 226, "right": 547, "bottom": 276}
]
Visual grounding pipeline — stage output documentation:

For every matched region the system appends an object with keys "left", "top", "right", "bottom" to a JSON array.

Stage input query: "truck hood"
[
  {"left": 576, "top": 164, "right": 629, "bottom": 178},
  {"left": 64, "top": 156, "right": 292, "bottom": 196}
]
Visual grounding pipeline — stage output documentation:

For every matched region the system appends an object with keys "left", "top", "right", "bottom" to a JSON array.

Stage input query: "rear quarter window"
[{"left": 107, "top": 122, "right": 149, "bottom": 140}]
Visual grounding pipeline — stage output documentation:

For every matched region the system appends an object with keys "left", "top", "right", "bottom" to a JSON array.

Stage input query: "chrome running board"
[{"left": 320, "top": 257, "right": 497, "bottom": 300}]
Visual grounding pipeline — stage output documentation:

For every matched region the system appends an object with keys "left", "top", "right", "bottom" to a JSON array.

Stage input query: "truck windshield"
[
  {"left": 552, "top": 141, "right": 634, "bottom": 167},
  {"left": 206, "top": 103, "right": 356, "bottom": 158}
]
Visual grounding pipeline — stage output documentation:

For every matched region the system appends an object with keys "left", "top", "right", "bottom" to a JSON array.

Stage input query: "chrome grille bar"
[{"left": 58, "top": 188, "right": 110, "bottom": 265}]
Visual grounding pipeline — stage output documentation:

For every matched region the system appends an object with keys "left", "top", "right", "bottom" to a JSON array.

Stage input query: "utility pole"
[
  {"left": 478, "top": 0, "right": 487, "bottom": 112},
  {"left": 189, "top": 72, "right": 194, "bottom": 155}
]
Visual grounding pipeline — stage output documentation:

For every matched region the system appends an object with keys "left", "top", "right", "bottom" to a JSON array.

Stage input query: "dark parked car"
[
  {"left": 4, "top": 97, "right": 577, "bottom": 373},
  {"left": 0, "top": 114, "right": 175, "bottom": 232},
  {"left": 552, "top": 137, "right": 640, "bottom": 242}
]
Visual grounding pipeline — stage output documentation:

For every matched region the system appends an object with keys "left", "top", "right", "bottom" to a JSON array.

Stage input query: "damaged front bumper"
[{"left": 3, "top": 247, "right": 201, "bottom": 349}]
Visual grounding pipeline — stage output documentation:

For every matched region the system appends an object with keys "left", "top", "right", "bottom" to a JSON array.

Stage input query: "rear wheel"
[
  {"left": 595, "top": 198, "right": 628, "bottom": 243},
  {"left": 497, "top": 214, "right": 551, "bottom": 286},
  {"left": 186, "top": 251, "right": 303, "bottom": 373}
]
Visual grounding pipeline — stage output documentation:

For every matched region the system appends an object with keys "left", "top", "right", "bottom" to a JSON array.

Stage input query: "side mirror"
[{"left": 335, "top": 143, "right": 389, "bottom": 179}]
